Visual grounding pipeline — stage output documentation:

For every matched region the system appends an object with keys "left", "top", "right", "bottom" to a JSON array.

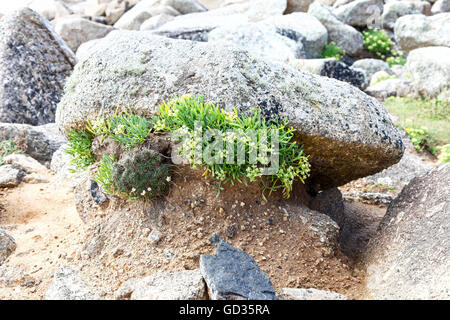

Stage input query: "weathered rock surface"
[
  {"left": 431, "top": 0, "right": 450, "bottom": 14},
  {"left": 200, "top": 241, "right": 276, "bottom": 300},
  {"left": 278, "top": 288, "right": 348, "bottom": 300},
  {"left": 382, "top": 1, "right": 430, "bottom": 30},
  {"left": 162, "top": 0, "right": 207, "bottom": 14},
  {"left": 406, "top": 46, "right": 450, "bottom": 100},
  {"left": 0, "top": 228, "right": 16, "bottom": 265},
  {"left": 285, "top": 0, "right": 312, "bottom": 13},
  {"left": 263, "top": 12, "right": 328, "bottom": 58},
  {"left": 334, "top": 0, "right": 383, "bottom": 27},
  {"left": 115, "top": 269, "right": 206, "bottom": 300},
  {"left": 45, "top": 266, "right": 100, "bottom": 300},
  {"left": 365, "top": 78, "right": 412, "bottom": 100},
  {"left": 0, "top": 165, "right": 22, "bottom": 188},
  {"left": 394, "top": 13, "right": 450, "bottom": 51},
  {"left": 292, "top": 58, "right": 368, "bottom": 89},
  {"left": 308, "top": 1, "right": 363, "bottom": 56},
  {"left": 53, "top": 15, "right": 115, "bottom": 52},
  {"left": 208, "top": 21, "right": 306, "bottom": 63},
  {"left": 0, "top": 123, "right": 66, "bottom": 165},
  {"left": 365, "top": 163, "right": 450, "bottom": 299},
  {"left": 140, "top": 13, "right": 175, "bottom": 30},
  {"left": 0, "top": 8, "right": 76, "bottom": 125},
  {"left": 2, "top": 154, "right": 47, "bottom": 174},
  {"left": 352, "top": 59, "right": 391, "bottom": 82},
  {"left": 56, "top": 32, "right": 404, "bottom": 189}
]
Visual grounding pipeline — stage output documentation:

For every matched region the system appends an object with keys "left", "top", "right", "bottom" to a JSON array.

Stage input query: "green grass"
[
  {"left": 321, "top": 42, "right": 345, "bottom": 61},
  {"left": 0, "top": 140, "right": 22, "bottom": 165},
  {"left": 383, "top": 97, "right": 450, "bottom": 153},
  {"left": 65, "top": 130, "right": 95, "bottom": 171}
]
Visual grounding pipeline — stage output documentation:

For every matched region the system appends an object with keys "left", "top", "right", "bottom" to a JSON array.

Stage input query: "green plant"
[
  {"left": 405, "top": 127, "right": 435, "bottom": 153},
  {"left": 111, "top": 149, "right": 171, "bottom": 200},
  {"left": 386, "top": 54, "right": 406, "bottom": 67},
  {"left": 65, "top": 130, "right": 95, "bottom": 170},
  {"left": 363, "top": 28, "right": 394, "bottom": 60},
  {"left": 437, "top": 144, "right": 450, "bottom": 163},
  {"left": 372, "top": 72, "right": 397, "bottom": 85},
  {"left": 0, "top": 140, "right": 22, "bottom": 165},
  {"left": 321, "top": 42, "right": 345, "bottom": 61},
  {"left": 152, "top": 95, "right": 310, "bottom": 198}
]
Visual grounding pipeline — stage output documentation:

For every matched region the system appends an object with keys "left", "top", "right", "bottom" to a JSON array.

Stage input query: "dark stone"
[
  {"left": 200, "top": 241, "right": 277, "bottom": 300},
  {"left": 321, "top": 60, "right": 367, "bottom": 89}
]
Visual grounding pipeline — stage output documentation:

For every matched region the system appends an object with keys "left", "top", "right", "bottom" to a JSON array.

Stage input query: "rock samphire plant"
[{"left": 65, "top": 95, "right": 311, "bottom": 200}]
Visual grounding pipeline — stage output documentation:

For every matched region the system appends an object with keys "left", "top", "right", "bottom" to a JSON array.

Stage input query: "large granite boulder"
[
  {"left": 394, "top": 13, "right": 450, "bottom": 52},
  {"left": 334, "top": 0, "right": 383, "bottom": 27},
  {"left": 308, "top": 1, "right": 363, "bottom": 56},
  {"left": 0, "top": 8, "right": 76, "bottom": 125},
  {"left": 365, "top": 163, "right": 450, "bottom": 299},
  {"left": 56, "top": 31, "right": 404, "bottom": 189},
  {"left": 406, "top": 46, "right": 450, "bottom": 101},
  {"left": 382, "top": 1, "right": 431, "bottom": 30}
]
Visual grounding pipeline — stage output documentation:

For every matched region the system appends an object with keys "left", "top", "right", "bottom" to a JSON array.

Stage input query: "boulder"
[
  {"left": 105, "top": 0, "right": 127, "bottom": 25},
  {"left": 308, "top": 1, "right": 363, "bottom": 56},
  {"left": 365, "top": 163, "right": 450, "bottom": 299},
  {"left": 263, "top": 12, "right": 328, "bottom": 58},
  {"left": 140, "top": 13, "right": 175, "bottom": 30},
  {"left": 352, "top": 59, "right": 391, "bottom": 81},
  {"left": 0, "top": 228, "right": 16, "bottom": 265},
  {"left": 406, "top": 46, "right": 450, "bottom": 100},
  {"left": 200, "top": 241, "right": 276, "bottom": 300},
  {"left": 53, "top": 15, "right": 115, "bottom": 52},
  {"left": 115, "top": 269, "right": 206, "bottom": 300},
  {"left": 0, "top": 165, "right": 22, "bottom": 188},
  {"left": 334, "top": 0, "right": 383, "bottom": 27},
  {"left": 382, "top": 1, "right": 431, "bottom": 30},
  {"left": 394, "top": 13, "right": 450, "bottom": 51},
  {"left": 278, "top": 288, "right": 348, "bottom": 300},
  {"left": 208, "top": 21, "right": 306, "bottom": 63},
  {"left": 0, "top": 123, "right": 66, "bottom": 165},
  {"left": 56, "top": 31, "right": 404, "bottom": 189},
  {"left": 28, "top": 0, "right": 73, "bottom": 20},
  {"left": 291, "top": 58, "right": 368, "bottom": 89},
  {"left": 45, "top": 266, "right": 100, "bottom": 300},
  {"left": 152, "top": 0, "right": 286, "bottom": 40},
  {"left": 0, "top": 8, "right": 76, "bottom": 125},
  {"left": 2, "top": 154, "right": 47, "bottom": 174},
  {"left": 285, "top": 0, "right": 312, "bottom": 13},
  {"left": 431, "top": 0, "right": 450, "bottom": 14}
]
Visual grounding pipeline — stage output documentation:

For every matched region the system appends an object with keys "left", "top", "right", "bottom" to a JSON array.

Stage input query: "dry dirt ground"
[{"left": 0, "top": 166, "right": 389, "bottom": 300}]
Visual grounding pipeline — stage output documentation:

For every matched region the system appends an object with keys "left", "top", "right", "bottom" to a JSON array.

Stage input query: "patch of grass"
[
  {"left": 383, "top": 97, "right": 450, "bottom": 153},
  {"left": 321, "top": 42, "right": 345, "bottom": 61},
  {"left": 0, "top": 140, "right": 22, "bottom": 165},
  {"left": 94, "top": 155, "right": 116, "bottom": 195},
  {"left": 65, "top": 130, "right": 95, "bottom": 171}
]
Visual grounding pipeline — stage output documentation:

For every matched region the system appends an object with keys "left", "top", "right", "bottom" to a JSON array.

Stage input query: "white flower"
[
  {"left": 141, "top": 190, "right": 146, "bottom": 196},
  {"left": 131, "top": 187, "right": 136, "bottom": 193},
  {"left": 166, "top": 176, "right": 171, "bottom": 182}
]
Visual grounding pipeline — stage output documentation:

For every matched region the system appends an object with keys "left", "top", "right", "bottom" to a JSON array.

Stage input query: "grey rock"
[
  {"left": 148, "top": 229, "right": 162, "bottom": 243},
  {"left": 394, "top": 13, "right": 450, "bottom": 51},
  {"left": 406, "top": 46, "right": 450, "bottom": 101},
  {"left": 0, "top": 165, "right": 22, "bottom": 188},
  {"left": 2, "top": 154, "right": 47, "bottom": 174},
  {"left": 0, "top": 123, "right": 66, "bottom": 165},
  {"left": 152, "top": 0, "right": 286, "bottom": 40},
  {"left": 431, "top": 0, "right": 450, "bottom": 14},
  {"left": 291, "top": 58, "right": 368, "bottom": 89},
  {"left": 56, "top": 32, "right": 404, "bottom": 189},
  {"left": 53, "top": 15, "right": 115, "bottom": 52},
  {"left": 200, "top": 241, "right": 276, "bottom": 300},
  {"left": 0, "top": 228, "right": 16, "bottom": 265},
  {"left": 309, "top": 187, "right": 346, "bottom": 227},
  {"left": 382, "top": 1, "right": 430, "bottom": 30},
  {"left": 115, "top": 269, "right": 206, "bottom": 299},
  {"left": 140, "top": 13, "right": 175, "bottom": 30},
  {"left": 263, "top": 12, "right": 328, "bottom": 58},
  {"left": 278, "top": 288, "right": 348, "bottom": 300},
  {"left": 343, "top": 191, "right": 394, "bottom": 205},
  {"left": 308, "top": 1, "right": 363, "bottom": 56},
  {"left": 352, "top": 59, "right": 391, "bottom": 81},
  {"left": 208, "top": 21, "right": 306, "bottom": 63},
  {"left": 28, "top": 0, "right": 73, "bottom": 21},
  {"left": 161, "top": 0, "right": 207, "bottom": 14},
  {"left": 74, "top": 173, "right": 105, "bottom": 224},
  {"left": 365, "top": 78, "right": 412, "bottom": 100},
  {"left": 105, "top": 0, "right": 127, "bottom": 25},
  {"left": 334, "top": 0, "right": 383, "bottom": 27},
  {"left": 45, "top": 266, "right": 100, "bottom": 300},
  {"left": 365, "top": 163, "right": 450, "bottom": 299},
  {"left": 0, "top": 8, "right": 76, "bottom": 125}
]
